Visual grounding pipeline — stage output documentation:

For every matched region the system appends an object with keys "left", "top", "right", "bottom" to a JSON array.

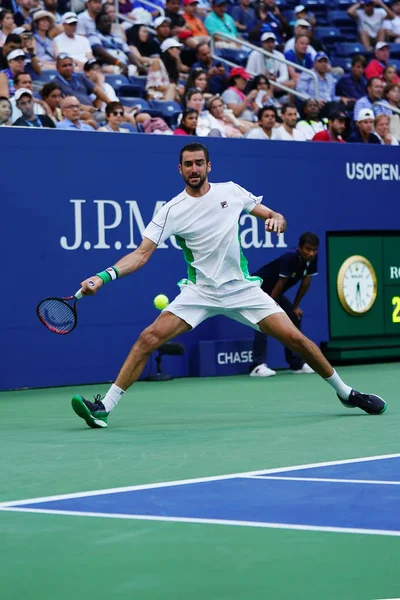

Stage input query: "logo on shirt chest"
[{"left": 220, "top": 201, "right": 228, "bottom": 209}]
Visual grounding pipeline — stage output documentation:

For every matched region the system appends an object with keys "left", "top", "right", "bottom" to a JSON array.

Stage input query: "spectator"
[
  {"left": 126, "top": 25, "right": 160, "bottom": 69},
  {"left": 292, "top": 4, "right": 316, "bottom": 27},
  {"left": 173, "top": 107, "right": 198, "bottom": 134},
  {"left": 296, "top": 97, "right": 326, "bottom": 140},
  {"left": 184, "top": 66, "right": 208, "bottom": 97},
  {"left": 103, "top": 2, "right": 127, "bottom": 42},
  {"left": 0, "top": 49, "right": 26, "bottom": 97},
  {"left": 54, "top": 54, "right": 111, "bottom": 114},
  {"left": 182, "top": 0, "right": 209, "bottom": 41},
  {"left": 98, "top": 101, "right": 131, "bottom": 132},
  {"left": 53, "top": 13, "right": 93, "bottom": 70},
  {"left": 231, "top": 0, "right": 257, "bottom": 36},
  {"left": 89, "top": 12, "right": 140, "bottom": 76},
  {"left": 40, "top": 81, "right": 63, "bottom": 123},
  {"left": 382, "top": 82, "right": 400, "bottom": 138},
  {"left": 207, "top": 93, "right": 247, "bottom": 136},
  {"left": 246, "top": 105, "right": 278, "bottom": 139},
  {"left": 284, "top": 19, "right": 316, "bottom": 58},
  {"left": 161, "top": 37, "right": 186, "bottom": 86},
  {"left": 373, "top": 112, "right": 399, "bottom": 143},
  {"left": 335, "top": 54, "right": 367, "bottom": 101},
  {"left": 354, "top": 75, "right": 392, "bottom": 118},
  {"left": 185, "top": 88, "right": 223, "bottom": 135},
  {"left": 384, "top": 0, "right": 400, "bottom": 41},
  {"left": 297, "top": 53, "right": 351, "bottom": 108},
  {"left": 221, "top": 66, "right": 258, "bottom": 123},
  {"left": 152, "top": 16, "right": 173, "bottom": 51},
  {"left": 274, "top": 102, "right": 306, "bottom": 140},
  {"left": 383, "top": 64, "right": 398, "bottom": 84},
  {"left": 0, "top": 11, "right": 16, "bottom": 47},
  {"left": 134, "top": 0, "right": 165, "bottom": 19},
  {"left": 83, "top": 57, "right": 118, "bottom": 103},
  {"left": 146, "top": 38, "right": 182, "bottom": 101},
  {"left": 14, "top": 0, "right": 34, "bottom": 29},
  {"left": 77, "top": 0, "right": 103, "bottom": 37},
  {"left": 249, "top": 74, "right": 281, "bottom": 110},
  {"left": 312, "top": 110, "right": 347, "bottom": 142},
  {"left": 284, "top": 34, "right": 313, "bottom": 85},
  {"left": 249, "top": 0, "right": 289, "bottom": 45},
  {"left": 12, "top": 88, "right": 55, "bottom": 127},
  {"left": 347, "top": 0, "right": 394, "bottom": 51},
  {"left": 19, "top": 31, "right": 42, "bottom": 77},
  {"left": 365, "top": 41, "right": 399, "bottom": 82},
  {"left": 0, "top": 95, "right": 12, "bottom": 125},
  {"left": 246, "top": 32, "right": 291, "bottom": 88},
  {"left": 165, "top": 0, "right": 190, "bottom": 39},
  {"left": 32, "top": 10, "right": 56, "bottom": 69},
  {"left": 0, "top": 35, "right": 21, "bottom": 70},
  {"left": 347, "top": 107, "right": 381, "bottom": 142},
  {"left": 191, "top": 41, "right": 227, "bottom": 94},
  {"left": 56, "top": 95, "right": 96, "bottom": 130},
  {"left": 118, "top": 0, "right": 134, "bottom": 16},
  {"left": 204, "top": 0, "right": 238, "bottom": 43},
  {"left": 43, "top": 0, "right": 62, "bottom": 27},
  {"left": 10, "top": 71, "right": 47, "bottom": 122}
]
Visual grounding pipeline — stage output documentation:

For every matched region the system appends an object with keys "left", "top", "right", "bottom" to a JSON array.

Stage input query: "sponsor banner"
[{"left": 194, "top": 340, "right": 254, "bottom": 377}]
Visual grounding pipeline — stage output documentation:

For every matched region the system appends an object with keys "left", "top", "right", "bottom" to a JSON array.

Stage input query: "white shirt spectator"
[
  {"left": 356, "top": 8, "right": 387, "bottom": 38},
  {"left": 384, "top": 16, "right": 400, "bottom": 36},
  {"left": 53, "top": 32, "right": 93, "bottom": 63},
  {"left": 77, "top": 10, "right": 96, "bottom": 37},
  {"left": 246, "top": 127, "right": 278, "bottom": 139},
  {"left": 284, "top": 37, "right": 316, "bottom": 59},
  {"left": 296, "top": 119, "right": 325, "bottom": 140},
  {"left": 246, "top": 49, "right": 288, "bottom": 83},
  {"left": 89, "top": 81, "right": 118, "bottom": 110},
  {"left": 274, "top": 125, "right": 306, "bottom": 141}
]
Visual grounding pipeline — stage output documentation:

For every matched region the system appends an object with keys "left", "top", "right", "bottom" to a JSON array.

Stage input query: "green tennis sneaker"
[{"left": 71, "top": 394, "right": 109, "bottom": 428}]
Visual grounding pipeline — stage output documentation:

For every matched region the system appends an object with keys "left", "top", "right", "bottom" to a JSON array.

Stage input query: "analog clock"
[{"left": 337, "top": 255, "right": 377, "bottom": 316}]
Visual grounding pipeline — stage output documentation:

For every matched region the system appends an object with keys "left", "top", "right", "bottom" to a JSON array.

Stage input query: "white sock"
[
  {"left": 102, "top": 384, "right": 125, "bottom": 412},
  {"left": 325, "top": 370, "right": 352, "bottom": 400}
]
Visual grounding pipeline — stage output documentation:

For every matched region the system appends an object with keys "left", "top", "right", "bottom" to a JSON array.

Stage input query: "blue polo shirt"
[
  {"left": 54, "top": 73, "right": 95, "bottom": 106},
  {"left": 253, "top": 248, "right": 318, "bottom": 295}
]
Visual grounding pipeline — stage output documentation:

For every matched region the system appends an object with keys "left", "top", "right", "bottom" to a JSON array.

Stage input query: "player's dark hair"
[
  {"left": 299, "top": 232, "right": 319, "bottom": 247},
  {"left": 180, "top": 143, "right": 209, "bottom": 164},
  {"left": 258, "top": 105, "right": 277, "bottom": 120}
]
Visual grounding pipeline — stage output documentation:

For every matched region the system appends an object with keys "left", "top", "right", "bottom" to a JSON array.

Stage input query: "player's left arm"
[
  {"left": 292, "top": 275, "right": 312, "bottom": 316},
  {"left": 250, "top": 204, "right": 287, "bottom": 234}
]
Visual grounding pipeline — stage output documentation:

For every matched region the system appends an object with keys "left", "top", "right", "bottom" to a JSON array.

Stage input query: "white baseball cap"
[
  {"left": 7, "top": 49, "right": 26, "bottom": 61},
  {"left": 160, "top": 38, "right": 183, "bottom": 53},
  {"left": 375, "top": 41, "right": 389, "bottom": 51},
  {"left": 14, "top": 88, "right": 33, "bottom": 101},
  {"left": 295, "top": 18, "right": 311, "bottom": 27},
  {"left": 261, "top": 31, "right": 277, "bottom": 42},
  {"left": 62, "top": 11, "right": 78, "bottom": 24},
  {"left": 294, "top": 5, "right": 306, "bottom": 13},
  {"left": 153, "top": 16, "right": 171, "bottom": 28},
  {"left": 357, "top": 108, "right": 374, "bottom": 122}
]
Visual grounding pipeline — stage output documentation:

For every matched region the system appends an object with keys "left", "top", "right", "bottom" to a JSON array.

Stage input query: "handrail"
[
  {"left": 215, "top": 55, "right": 309, "bottom": 101},
  {"left": 375, "top": 100, "right": 400, "bottom": 116},
  {"left": 210, "top": 32, "right": 319, "bottom": 99}
]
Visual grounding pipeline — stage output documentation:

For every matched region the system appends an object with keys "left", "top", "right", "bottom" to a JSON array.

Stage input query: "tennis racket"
[{"left": 36, "top": 282, "right": 94, "bottom": 335}]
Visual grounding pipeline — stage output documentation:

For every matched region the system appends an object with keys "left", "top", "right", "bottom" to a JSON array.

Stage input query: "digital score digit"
[{"left": 392, "top": 296, "right": 400, "bottom": 323}]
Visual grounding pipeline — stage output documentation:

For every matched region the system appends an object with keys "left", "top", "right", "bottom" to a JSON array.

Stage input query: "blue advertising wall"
[{"left": 1, "top": 128, "right": 400, "bottom": 390}]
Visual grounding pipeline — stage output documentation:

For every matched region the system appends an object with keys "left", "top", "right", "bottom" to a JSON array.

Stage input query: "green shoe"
[{"left": 71, "top": 394, "right": 109, "bottom": 428}]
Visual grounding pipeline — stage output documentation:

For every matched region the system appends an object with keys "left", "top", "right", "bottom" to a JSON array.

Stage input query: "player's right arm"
[{"left": 80, "top": 237, "right": 157, "bottom": 295}]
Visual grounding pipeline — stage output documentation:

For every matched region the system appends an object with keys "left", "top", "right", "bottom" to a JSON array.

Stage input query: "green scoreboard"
[{"left": 322, "top": 232, "right": 400, "bottom": 362}]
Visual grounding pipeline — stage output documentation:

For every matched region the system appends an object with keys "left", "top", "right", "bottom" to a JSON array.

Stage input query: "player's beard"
[{"left": 184, "top": 172, "right": 207, "bottom": 190}]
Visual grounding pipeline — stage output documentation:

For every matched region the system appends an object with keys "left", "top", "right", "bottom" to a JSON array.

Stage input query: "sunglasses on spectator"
[
  {"left": 58, "top": 53, "right": 73, "bottom": 60},
  {"left": 111, "top": 110, "right": 124, "bottom": 116}
]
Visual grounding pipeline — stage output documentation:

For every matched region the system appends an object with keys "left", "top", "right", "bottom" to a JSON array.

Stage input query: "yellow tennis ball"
[{"left": 154, "top": 294, "right": 169, "bottom": 310}]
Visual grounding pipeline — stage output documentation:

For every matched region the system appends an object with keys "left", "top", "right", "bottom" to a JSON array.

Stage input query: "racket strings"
[{"left": 38, "top": 299, "right": 76, "bottom": 333}]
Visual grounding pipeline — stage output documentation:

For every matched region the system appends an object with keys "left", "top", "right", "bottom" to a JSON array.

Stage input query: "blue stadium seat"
[
  {"left": 118, "top": 84, "right": 145, "bottom": 98},
  {"left": 388, "top": 43, "right": 400, "bottom": 59},
  {"left": 149, "top": 100, "right": 182, "bottom": 126},
  {"left": 331, "top": 56, "right": 352, "bottom": 72},
  {"left": 37, "top": 70, "right": 57, "bottom": 83},
  {"left": 120, "top": 97, "right": 150, "bottom": 110},
  {"left": 334, "top": 42, "right": 368, "bottom": 57},
  {"left": 328, "top": 11, "right": 358, "bottom": 41},
  {"left": 105, "top": 74, "right": 130, "bottom": 92},
  {"left": 129, "top": 75, "right": 147, "bottom": 91},
  {"left": 389, "top": 58, "right": 400, "bottom": 71},
  {"left": 215, "top": 47, "right": 250, "bottom": 67}
]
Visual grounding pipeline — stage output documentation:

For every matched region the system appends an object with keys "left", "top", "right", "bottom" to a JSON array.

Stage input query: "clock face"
[{"left": 337, "top": 255, "right": 378, "bottom": 316}]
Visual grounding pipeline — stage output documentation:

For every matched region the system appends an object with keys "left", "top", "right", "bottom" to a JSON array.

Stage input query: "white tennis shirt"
[{"left": 143, "top": 182, "right": 262, "bottom": 288}]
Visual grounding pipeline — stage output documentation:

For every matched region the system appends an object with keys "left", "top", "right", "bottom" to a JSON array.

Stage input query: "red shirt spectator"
[
  {"left": 365, "top": 42, "right": 399, "bottom": 83},
  {"left": 312, "top": 111, "right": 347, "bottom": 142}
]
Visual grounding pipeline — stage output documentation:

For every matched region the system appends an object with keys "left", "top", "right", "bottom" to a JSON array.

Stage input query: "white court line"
[
  {"left": 2, "top": 506, "right": 400, "bottom": 537},
  {"left": 242, "top": 475, "right": 400, "bottom": 486},
  {"left": 0, "top": 452, "right": 399, "bottom": 509}
]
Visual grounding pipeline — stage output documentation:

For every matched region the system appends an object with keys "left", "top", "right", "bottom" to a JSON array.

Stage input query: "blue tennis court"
[{"left": 2, "top": 453, "right": 400, "bottom": 536}]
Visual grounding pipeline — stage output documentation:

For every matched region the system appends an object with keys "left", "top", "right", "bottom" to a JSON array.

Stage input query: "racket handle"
[{"left": 75, "top": 280, "right": 94, "bottom": 300}]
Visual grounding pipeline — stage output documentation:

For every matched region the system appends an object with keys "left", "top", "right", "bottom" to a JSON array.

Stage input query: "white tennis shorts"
[{"left": 165, "top": 279, "right": 284, "bottom": 330}]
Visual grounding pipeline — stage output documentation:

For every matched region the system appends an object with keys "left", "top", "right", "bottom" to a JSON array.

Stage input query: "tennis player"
[{"left": 71, "top": 143, "right": 387, "bottom": 428}]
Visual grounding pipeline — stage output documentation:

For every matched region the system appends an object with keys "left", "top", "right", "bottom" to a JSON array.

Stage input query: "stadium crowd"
[{"left": 0, "top": 0, "right": 399, "bottom": 143}]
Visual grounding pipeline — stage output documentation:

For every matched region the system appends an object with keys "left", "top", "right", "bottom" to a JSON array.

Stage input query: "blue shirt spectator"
[
  {"left": 231, "top": 0, "right": 257, "bottom": 34},
  {"left": 55, "top": 69, "right": 96, "bottom": 106},
  {"left": 353, "top": 76, "right": 392, "bottom": 119},
  {"left": 284, "top": 47, "right": 313, "bottom": 72},
  {"left": 57, "top": 118, "right": 95, "bottom": 130},
  {"left": 192, "top": 42, "right": 228, "bottom": 95},
  {"left": 296, "top": 53, "right": 338, "bottom": 101},
  {"left": 335, "top": 56, "right": 367, "bottom": 101}
]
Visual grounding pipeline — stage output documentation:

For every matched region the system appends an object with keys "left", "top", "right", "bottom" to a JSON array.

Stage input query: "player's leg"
[
  {"left": 258, "top": 312, "right": 387, "bottom": 415},
  {"left": 278, "top": 295, "right": 313, "bottom": 373},
  {"left": 71, "top": 312, "right": 191, "bottom": 428}
]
